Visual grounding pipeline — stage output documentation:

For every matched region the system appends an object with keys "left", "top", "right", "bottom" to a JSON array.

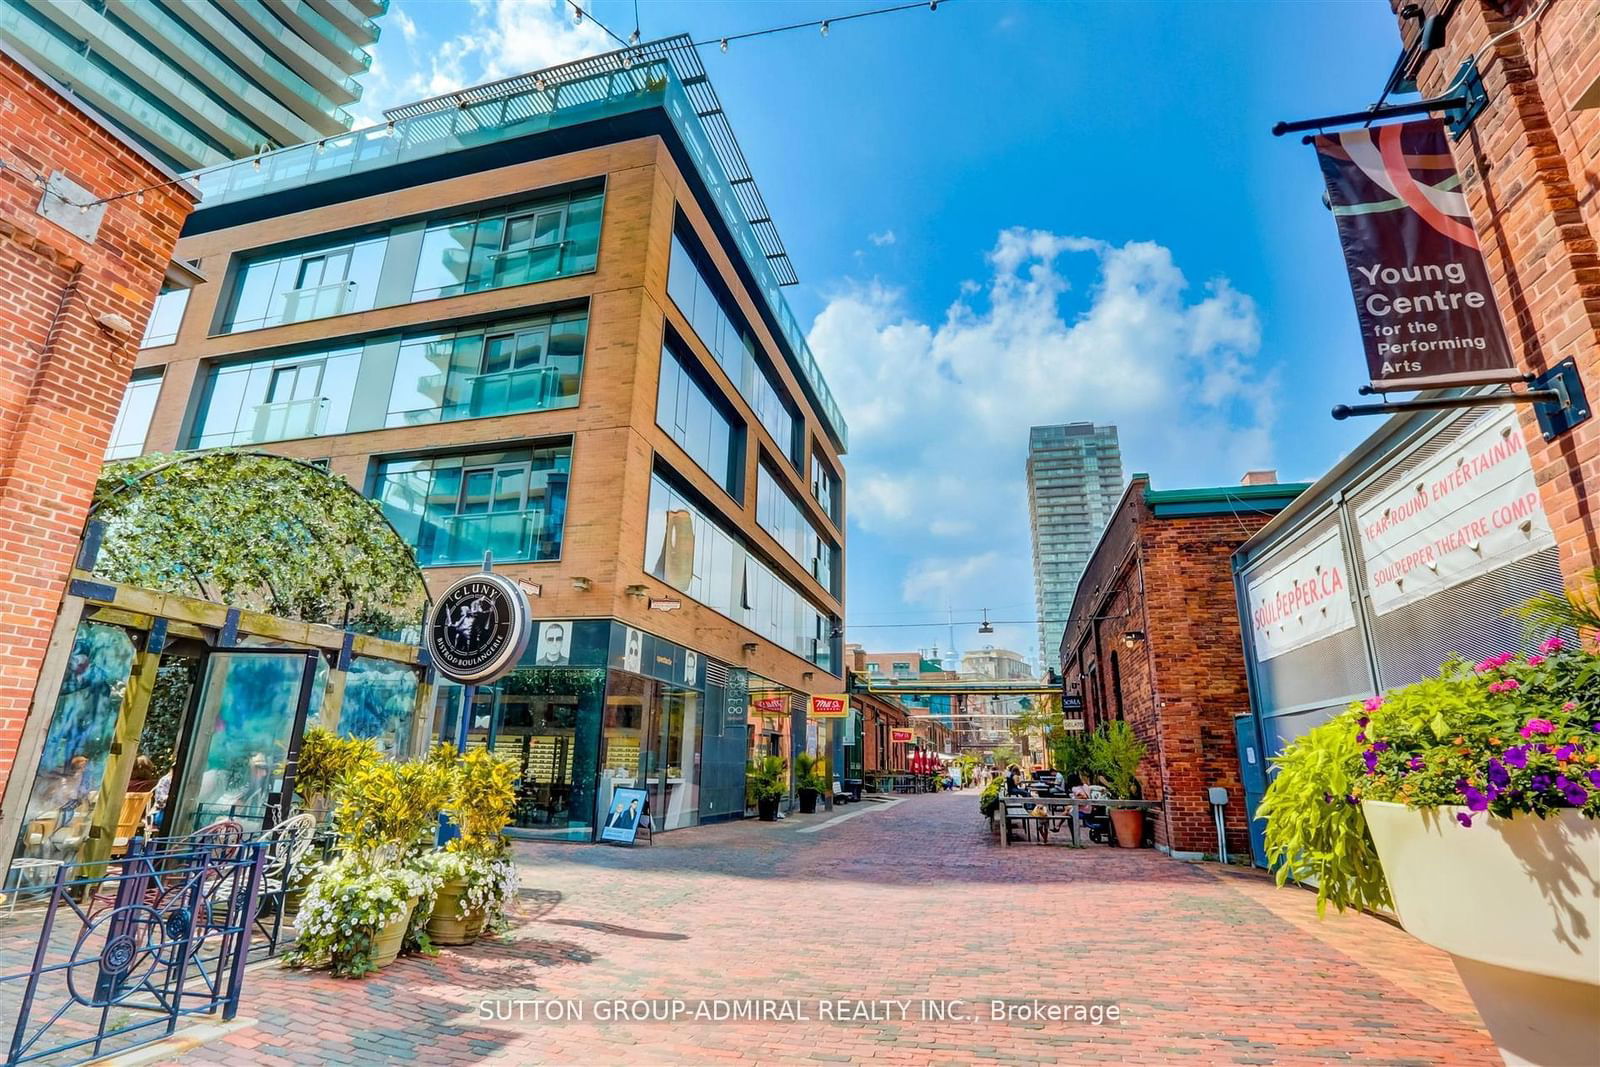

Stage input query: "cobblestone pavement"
[{"left": 168, "top": 791, "right": 1496, "bottom": 1066}]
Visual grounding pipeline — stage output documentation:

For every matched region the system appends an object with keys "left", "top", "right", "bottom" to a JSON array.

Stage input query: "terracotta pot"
[
  {"left": 369, "top": 896, "right": 418, "bottom": 969},
  {"left": 426, "top": 877, "right": 485, "bottom": 947},
  {"left": 798, "top": 788, "right": 819, "bottom": 814},
  {"left": 1363, "top": 801, "right": 1599, "bottom": 1066},
  {"left": 757, "top": 797, "right": 780, "bottom": 822},
  {"left": 1110, "top": 808, "right": 1143, "bottom": 849}
]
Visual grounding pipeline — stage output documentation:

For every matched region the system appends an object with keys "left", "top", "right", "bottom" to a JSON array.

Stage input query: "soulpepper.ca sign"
[{"left": 1315, "top": 119, "right": 1518, "bottom": 390}]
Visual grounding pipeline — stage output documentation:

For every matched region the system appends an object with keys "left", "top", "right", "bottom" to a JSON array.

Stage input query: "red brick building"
[
  {"left": 1393, "top": 0, "right": 1599, "bottom": 585},
  {"left": 1058, "top": 474, "right": 1306, "bottom": 857},
  {"left": 0, "top": 44, "right": 195, "bottom": 797}
]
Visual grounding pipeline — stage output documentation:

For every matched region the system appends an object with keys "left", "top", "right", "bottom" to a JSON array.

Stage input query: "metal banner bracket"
[
  {"left": 1272, "top": 58, "right": 1489, "bottom": 143},
  {"left": 1531, "top": 357, "right": 1591, "bottom": 442},
  {"left": 1332, "top": 359, "right": 1588, "bottom": 435}
]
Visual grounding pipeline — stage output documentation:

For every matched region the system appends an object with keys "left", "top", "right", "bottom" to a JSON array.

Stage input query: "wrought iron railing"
[{"left": 1, "top": 835, "right": 266, "bottom": 1067}]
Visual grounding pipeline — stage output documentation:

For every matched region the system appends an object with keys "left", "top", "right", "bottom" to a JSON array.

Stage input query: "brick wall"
[
  {"left": 0, "top": 50, "right": 195, "bottom": 798},
  {"left": 1397, "top": 0, "right": 1600, "bottom": 584},
  {"left": 1060, "top": 482, "right": 1279, "bottom": 856}
]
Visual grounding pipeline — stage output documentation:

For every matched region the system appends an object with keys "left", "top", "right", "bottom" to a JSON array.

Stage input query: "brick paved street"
[{"left": 168, "top": 792, "right": 1496, "bottom": 1066}]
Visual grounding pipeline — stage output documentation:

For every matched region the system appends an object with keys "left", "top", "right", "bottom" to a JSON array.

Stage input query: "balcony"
[
  {"left": 250, "top": 397, "right": 329, "bottom": 443},
  {"left": 417, "top": 511, "right": 549, "bottom": 567},
  {"left": 279, "top": 280, "right": 357, "bottom": 324},
  {"left": 462, "top": 366, "right": 564, "bottom": 418}
]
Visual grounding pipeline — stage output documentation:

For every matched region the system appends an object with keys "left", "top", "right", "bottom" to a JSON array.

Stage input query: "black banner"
[{"left": 1316, "top": 119, "right": 1517, "bottom": 390}]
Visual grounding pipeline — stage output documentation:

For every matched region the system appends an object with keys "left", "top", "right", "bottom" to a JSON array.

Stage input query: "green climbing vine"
[{"left": 91, "top": 450, "right": 428, "bottom": 635}]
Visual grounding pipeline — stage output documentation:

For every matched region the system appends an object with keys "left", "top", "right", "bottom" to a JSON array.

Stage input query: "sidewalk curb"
[
  {"left": 795, "top": 797, "right": 904, "bottom": 833},
  {"left": 88, "top": 1017, "right": 256, "bottom": 1066}
]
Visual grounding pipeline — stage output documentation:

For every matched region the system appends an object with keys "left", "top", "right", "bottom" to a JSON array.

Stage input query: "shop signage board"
[
  {"left": 599, "top": 786, "right": 648, "bottom": 845},
  {"left": 425, "top": 572, "right": 531, "bottom": 684},
  {"left": 752, "top": 693, "right": 788, "bottom": 716},
  {"left": 808, "top": 694, "right": 849, "bottom": 718},
  {"left": 1357, "top": 407, "right": 1554, "bottom": 614},
  {"left": 1245, "top": 528, "right": 1356, "bottom": 662},
  {"left": 890, "top": 728, "right": 913, "bottom": 743},
  {"left": 1315, "top": 119, "right": 1518, "bottom": 390}
]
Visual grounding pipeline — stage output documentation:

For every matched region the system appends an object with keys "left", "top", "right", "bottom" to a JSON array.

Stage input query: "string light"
[{"left": 693, "top": 0, "right": 954, "bottom": 54}]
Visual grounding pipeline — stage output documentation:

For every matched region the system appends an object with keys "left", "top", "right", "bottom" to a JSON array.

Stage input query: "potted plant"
[
  {"left": 1260, "top": 595, "right": 1599, "bottom": 1065},
  {"left": 423, "top": 748, "right": 519, "bottom": 946},
  {"left": 747, "top": 756, "right": 786, "bottom": 821},
  {"left": 1090, "top": 721, "right": 1147, "bottom": 848},
  {"left": 292, "top": 727, "right": 377, "bottom": 824},
  {"left": 795, "top": 752, "right": 826, "bottom": 814},
  {"left": 283, "top": 750, "right": 451, "bottom": 977},
  {"left": 979, "top": 777, "right": 1002, "bottom": 831}
]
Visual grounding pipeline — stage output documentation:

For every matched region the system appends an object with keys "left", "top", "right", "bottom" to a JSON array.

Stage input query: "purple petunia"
[
  {"left": 1456, "top": 812, "right": 1474, "bottom": 828},
  {"left": 1363, "top": 749, "right": 1379, "bottom": 774},
  {"left": 1555, "top": 775, "right": 1588, "bottom": 807},
  {"left": 1588, "top": 770, "right": 1600, "bottom": 789},
  {"left": 1503, "top": 746, "right": 1529, "bottom": 769},
  {"left": 1531, "top": 774, "right": 1553, "bottom": 792},
  {"left": 1355, "top": 732, "right": 1367, "bottom": 744},
  {"left": 1487, "top": 759, "right": 1510, "bottom": 789},
  {"left": 1461, "top": 783, "right": 1490, "bottom": 812},
  {"left": 1409, "top": 756, "right": 1425, "bottom": 772},
  {"left": 1555, "top": 745, "right": 1577, "bottom": 762}
]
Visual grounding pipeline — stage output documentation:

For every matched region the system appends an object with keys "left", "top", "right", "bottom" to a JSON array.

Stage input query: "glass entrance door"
[{"left": 166, "top": 649, "right": 319, "bottom": 835}]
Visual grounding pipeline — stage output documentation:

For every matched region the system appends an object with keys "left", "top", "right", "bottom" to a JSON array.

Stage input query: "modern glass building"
[
  {"left": 109, "top": 37, "right": 849, "bottom": 840},
  {"left": 1026, "top": 423, "right": 1123, "bottom": 669},
  {"left": 0, "top": 0, "right": 383, "bottom": 170}
]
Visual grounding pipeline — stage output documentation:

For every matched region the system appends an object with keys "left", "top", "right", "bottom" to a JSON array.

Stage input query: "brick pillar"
[
  {"left": 1403, "top": 1, "right": 1600, "bottom": 583},
  {"left": 0, "top": 50, "right": 194, "bottom": 800}
]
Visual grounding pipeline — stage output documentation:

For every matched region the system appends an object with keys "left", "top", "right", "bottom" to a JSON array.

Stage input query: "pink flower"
[
  {"left": 1362, "top": 695, "right": 1383, "bottom": 712},
  {"left": 1562, "top": 702, "right": 1578, "bottom": 712},
  {"left": 1488, "top": 679, "right": 1521, "bottom": 694},
  {"left": 1520, "top": 718, "right": 1555, "bottom": 739},
  {"left": 1527, "top": 654, "right": 1546, "bottom": 667},
  {"left": 1476, "top": 653, "right": 1514, "bottom": 673},
  {"left": 1539, "top": 636, "right": 1564, "bottom": 655}
]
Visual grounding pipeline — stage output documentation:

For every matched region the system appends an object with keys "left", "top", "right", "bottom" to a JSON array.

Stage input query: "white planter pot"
[{"left": 1362, "top": 800, "right": 1600, "bottom": 1066}]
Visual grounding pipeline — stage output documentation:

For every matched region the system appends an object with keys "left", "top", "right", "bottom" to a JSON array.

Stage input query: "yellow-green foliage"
[
  {"left": 334, "top": 755, "right": 453, "bottom": 866},
  {"left": 448, "top": 749, "right": 516, "bottom": 856},
  {"left": 294, "top": 727, "right": 378, "bottom": 805}
]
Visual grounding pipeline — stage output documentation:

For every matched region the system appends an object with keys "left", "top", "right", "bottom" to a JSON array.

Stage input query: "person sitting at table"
[
  {"left": 1069, "top": 774, "right": 1111, "bottom": 843},
  {"left": 1005, "top": 765, "right": 1028, "bottom": 796}
]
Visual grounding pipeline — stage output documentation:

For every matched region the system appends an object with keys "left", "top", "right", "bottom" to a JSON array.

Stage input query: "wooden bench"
[{"left": 1000, "top": 797, "right": 1078, "bottom": 847}]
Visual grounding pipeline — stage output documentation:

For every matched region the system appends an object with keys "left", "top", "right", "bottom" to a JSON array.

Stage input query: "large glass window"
[
  {"left": 411, "top": 190, "right": 603, "bottom": 302},
  {"left": 386, "top": 309, "right": 588, "bottom": 427},
  {"left": 666, "top": 228, "right": 802, "bottom": 467},
  {"left": 756, "top": 462, "right": 838, "bottom": 595},
  {"left": 140, "top": 286, "right": 189, "bottom": 348},
  {"left": 643, "top": 472, "right": 836, "bottom": 671},
  {"left": 221, "top": 235, "right": 387, "bottom": 332},
  {"left": 811, "top": 450, "right": 841, "bottom": 526},
  {"left": 189, "top": 346, "right": 361, "bottom": 448},
  {"left": 656, "top": 341, "right": 740, "bottom": 496},
  {"left": 373, "top": 442, "right": 571, "bottom": 567},
  {"left": 106, "top": 373, "right": 162, "bottom": 460}
]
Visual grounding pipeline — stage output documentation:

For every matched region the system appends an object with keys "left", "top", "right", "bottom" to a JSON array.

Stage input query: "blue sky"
[{"left": 366, "top": 0, "right": 1402, "bottom": 672}]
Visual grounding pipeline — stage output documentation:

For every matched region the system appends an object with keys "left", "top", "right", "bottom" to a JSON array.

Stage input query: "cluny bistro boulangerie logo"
[
  {"left": 426, "top": 573, "right": 531, "bottom": 684},
  {"left": 1315, "top": 119, "right": 1517, "bottom": 390}
]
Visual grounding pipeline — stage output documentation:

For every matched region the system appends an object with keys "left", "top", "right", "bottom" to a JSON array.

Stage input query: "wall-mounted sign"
[
  {"left": 1246, "top": 528, "right": 1356, "bottom": 662},
  {"left": 890, "top": 728, "right": 913, "bottom": 743},
  {"left": 425, "top": 572, "right": 531, "bottom": 684},
  {"left": 1062, "top": 718, "right": 1086, "bottom": 733},
  {"left": 808, "top": 694, "right": 848, "bottom": 718},
  {"left": 533, "top": 619, "right": 573, "bottom": 666},
  {"left": 1315, "top": 120, "right": 1517, "bottom": 390},
  {"left": 752, "top": 693, "right": 788, "bottom": 716},
  {"left": 1358, "top": 407, "right": 1554, "bottom": 614}
]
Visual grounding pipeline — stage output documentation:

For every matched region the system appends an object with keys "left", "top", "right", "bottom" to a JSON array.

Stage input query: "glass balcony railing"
[
  {"left": 279, "top": 280, "right": 358, "bottom": 324},
  {"left": 225, "top": 0, "right": 364, "bottom": 99},
  {"left": 276, "top": 0, "right": 372, "bottom": 70},
  {"left": 250, "top": 396, "right": 329, "bottom": 444},
  {"left": 418, "top": 512, "right": 548, "bottom": 567},
  {"left": 191, "top": 58, "right": 848, "bottom": 451}
]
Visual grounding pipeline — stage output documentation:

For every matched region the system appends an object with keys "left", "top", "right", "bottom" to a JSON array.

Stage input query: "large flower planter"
[
  {"left": 756, "top": 797, "right": 780, "bottom": 822},
  {"left": 798, "top": 788, "right": 819, "bottom": 814},
  {"left": 1362, "top": 800, "right": 1600, "bottom": 1066},
  {"left": 426, "top": 878, "right": 485, "bottom": 946},
  {"left": 369, "top": 896, "right": 418, "bottom": 969},
  {"left": 1110, "top": 808, "right": 1143, "bottom": 849}
]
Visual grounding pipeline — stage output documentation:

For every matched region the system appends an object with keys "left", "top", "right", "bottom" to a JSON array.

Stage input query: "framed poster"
[{"left": 599, "top": 786, "right": 649, "bottom": 844}]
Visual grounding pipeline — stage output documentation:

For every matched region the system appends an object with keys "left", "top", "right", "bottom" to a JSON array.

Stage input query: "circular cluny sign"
[{"left": 426, "top": 572, "right": 531, "bottom": 684}]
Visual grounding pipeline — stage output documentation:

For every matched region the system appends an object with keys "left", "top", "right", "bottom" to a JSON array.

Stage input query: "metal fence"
[{"left": 1, "top": 835, "right": 266, "bottom": 1066}]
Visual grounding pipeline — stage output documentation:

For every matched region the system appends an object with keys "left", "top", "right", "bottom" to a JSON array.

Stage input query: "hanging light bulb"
[
  {"left": 534, "top": 75, "right": 547, "bottom": 92},
  {"left": 621, "top": 51, "right": 634, "bottom": 69},
  {"left": 629, "top": 29, "right": 640, "bottom": 45},
  {"left": 820, "top": 19, "right": 829, "bottom": 37},
  {"left": 316, "top": 139, "right": 326, "bottom": 153},
  {"left": 719, "top": 38, "right": 728, "bottom": 53},
  {"left": 573, "top": 3, "right": 582, "bottom": 23},
  {"left": 385, "top": 118, "right": 396, "bottom": 136},
  {"left": 135, "top": 191, "right": 145, "bottom": 204},
  {"left": 253, "top": 156, "right": 262, "bottom": 171}
]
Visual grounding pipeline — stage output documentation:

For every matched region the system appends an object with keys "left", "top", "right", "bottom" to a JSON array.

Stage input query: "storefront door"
[{"left": 166, "top": 648, "right": 320, "bottom": 835}]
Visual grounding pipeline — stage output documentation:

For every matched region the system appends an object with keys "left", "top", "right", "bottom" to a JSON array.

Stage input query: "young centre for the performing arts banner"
[{"left": 1315, "top": 119, "right": 1518, "bottom": 391}]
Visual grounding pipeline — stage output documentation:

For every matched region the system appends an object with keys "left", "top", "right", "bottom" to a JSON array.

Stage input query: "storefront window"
[
  {"left": 600, "top": 671, "right": 703, "bottom": 832},
  {"left": 337, "top": 656, "right": 420, "bottom": 758},
  {"left": 10, "top": 623, "right": 136, "bottom": 867}
]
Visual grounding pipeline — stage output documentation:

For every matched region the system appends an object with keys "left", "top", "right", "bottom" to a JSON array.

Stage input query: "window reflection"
[
  {"left": 757, "top": 462, "right": 838, "bottom": 595},
  {"left": 656, "top": 341, "right": 740, "bottom": 496},
  {"left": 140, "top": 287, "right": 189, "bottom": 348},
  {"left": 374, "top": 441, "right": 571, "bottom": 567},
  {"left": 106, "top": 373, "right": 162, "bottom": 460}
]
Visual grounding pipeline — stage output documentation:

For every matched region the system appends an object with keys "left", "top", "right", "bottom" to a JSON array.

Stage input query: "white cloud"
[
  {"left": 357, "top": 0, "right": 613, "bottom": 122},
  {"left": 809, "top": 229, "right": 1277, "bottom": 653},
  {"left": 868, "top": 229, "right": 897, "bottom": 247}
]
